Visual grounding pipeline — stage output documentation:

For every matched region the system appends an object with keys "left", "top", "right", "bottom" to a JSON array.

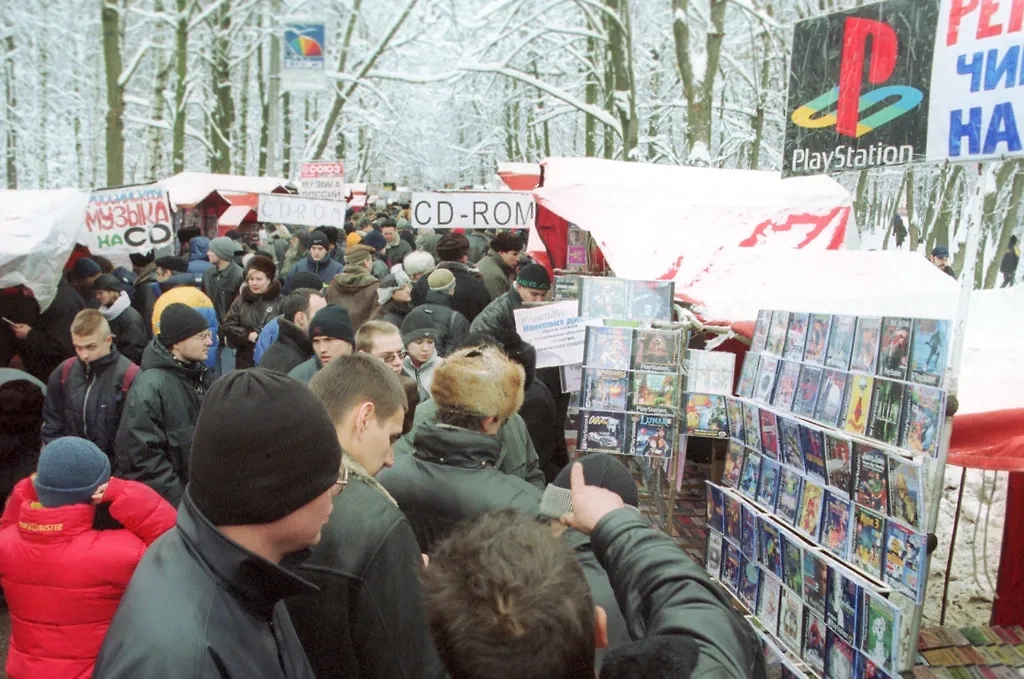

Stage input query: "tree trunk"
[
  {"left": 984, "top": 162, "right": 1024, "bottom": 288},
  {"left": 3, "top": 33, "right": 17, "bottom": 189},
  {"left": 904, "top": 169, "right": 915, "bottom": 249},
  {"left": 147, "top": 0, "right": 171, "bottom": 181},
  {"left": 672, "top": 0, "right": 728, "bottom": 152},
  {"left": 237, "top": 53, "right": 250, "bottom": 175},
  {"left": 603, "top": 0, "right": 638, "bottom": 159},
  {"left": 172, "top": 0, "right": 189, "bottom": 174},
  {"left": 282, "top": 93, "right": 292, "bottom": 177},
  {"left": 101, "top": 0, "right": 125, "bottom": 186},
  {"left": 853, "top": 170, "right": 870, "bottom": 229},
  {"left": 209, "top": 0, "right": 234, "bottom": 174},
  {"left": 257, "top": 19, "right": 268, "bottom": 174},
  {"left": 930, "top": 165, "right": 964, "bottom": 255},
  {"left": 602, "top": 47, "right": 615, "bottom": 159},
  {"left": 584, "top": 34, "right": 599, "bottom": 158},
  {"left": 918, "top": 164, "right": 947, "bottom": 251}
]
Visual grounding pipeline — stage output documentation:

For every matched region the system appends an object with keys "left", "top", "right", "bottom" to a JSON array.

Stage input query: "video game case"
[
  {"left": 578, "top": 277, "right": 629, "bottom": 320},
  {"left": 785, "top": 312, "right": 811, "bottom": 362},
  {"left": 723, "top": 440, "right": 746, "bottom": 488},
  {"left": 801, "top": 425, "right": 828, "bottom": 482},
  {"left": 827, "top": 564, "right": 862, "bottom": 645},
  {"left": 758, "top": 571, "right": 784, "bottom": 637},
  {"left": 706, "top": 481, "right": 725, "bottom": 532},
  {"left": 797, "top": 478, "right": 825, "bottom": 541},
  {"left": 722, "top": 540, "right": 743, "bottom": 593},
  {"left": 859, "top": 652, "right": 894, "bottom": 679},
  {"left": 888, "top": 454, "right": 925, "bottom": 530},
  {"left": 584, "top": 326, "right": 633, "bottom": 370},
  {"left": 851, "top": 504, "right": 886, "bottom": 579},
  {"left": 583, "top": 368, "right": 629, "bottom": 411},
  {"left": 760, "top": 516, "right": 785, "bottom": 579},
  {"left": 803, "top": 548, "right": 830, "bottom": 616},
  {"left": 631, "top": 328, "right": 681, "bottom": 373},
  {"left": 803, "top": 609, "right": 828, "bottom": 675},
  {"left": 759, "top": 408, "right": 780, "bottom": 460},
  {"left": 794, "top": 364, "right": 823, "bottom": 418},
  {"left": 878, "top": 317, "right": 913, "bottom": 380},
  {"left": 577, "top": 410, "right": 628, "bottom": 454},
  {"left": 910, "top": 318, "right": 950, "bottom": 387},
  {"left": 825, "top": 432, "right": 854, "bottom": 497},
  {"left": 743, "top": 401, "right": 763, "bottom": 451},
  {"left": 738, "top": 555, "right": 762, "bottom": 611},
  {"left": 779, "top": 417, "right": 806, "bottom": 472},
  {"left": 805, "top": 313, "right": 833, "bottom": 366},
  {"left": 843, "top": 373, "right": 875, "bottom": 436},
  {"left": 553, "top": 274, "right": 580, "bottom": 301},
  {"left": 828, "top": 627, "right": 859, "bottom": 679},
  {"left": 685, "top": 393, "right": 728, "bottom": 438},
  {"left": 706, "top": 529, "right": 724, "bottom": 577},
  {"left": 766, "top": 310, "right": 791, "bottom": 357},
  {"left": 626, "top": 280, "right": 674, "bottom": 322},
  {"left": 773, "top": 360, "right": 802, "bottom": 411},
  {"left": 754, "top": 355, "right": 781, "bottom": 404},
  {"left": 752, "top": 310, "right": 772, "bottom": 354},
  {"left": 902, "top": 384, "right": 946, "bottom": 458},
  {"left": 631, "top": 371, "right": 680, "bottom": 415},
  {"left": 883, "top": 520, "right": 926, "bottom": 604},
  {"left": 687, "top": 349, "right": 736, "bottom": 395},
  {"left": 776, "top": 467, "right": 804, "bottom": 526},
  {"left": 741, "top": 501, "right": 761, "bottom": 561},
  {"left": 738, "top": 449, "right": 763, "bottom": 500},
  {"left": 820, "top": 491, "right": 854, "bottom": 560},
  {"left": 757, "top": 457, "right": 782, "bottom": 512},
  {"left": 860, "top": 589, "right": 902, "bottom": 672},
  {"left": 736, "top": 352, "right": 759, "bottom": 398},
  {"left": 868, "top": 378, "right": 905, "bottom": 447},
  {"left": 826, "top": 315, "right": 858, "bottom": 370},
  {"left": 851, "top": 317, "right": 884, "bottom": 374},
  {"left": 725, "top": 490, "right": 743, "bottom": 543},
  {"left": 627, "top": 413, "right": 676, "bottom": 457},
  {"left": 726, "top": 397, "right": 745, "bottom": 441},
  {"left": 815, "top": 368, "right": 849, "bottom": 427},
  {"left": 854, "top": 445, "right": 890, "bottom": 514},
  {"left": 779, "top": 587, "right": 805, "bottom": 653},
  {"left": 782, "top": 529, "right": 805, "bottom": 596}
]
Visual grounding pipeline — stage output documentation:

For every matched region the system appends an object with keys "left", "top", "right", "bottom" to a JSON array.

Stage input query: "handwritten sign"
[
  {"left": 257, "top": 193, "right": 346, "bottom": 228},
  {"left": 514, "top": 301, "right": 587, "bottom": 368},
  {"left": 83, "top": 185, "right": 173, "bottom": 254}
]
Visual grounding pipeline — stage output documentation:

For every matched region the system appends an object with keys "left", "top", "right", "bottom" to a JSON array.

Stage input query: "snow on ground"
[{"left": 922, "top": 466, "right": 1006, "bottom": 628}]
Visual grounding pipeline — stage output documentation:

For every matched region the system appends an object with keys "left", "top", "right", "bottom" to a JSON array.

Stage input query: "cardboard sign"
[
  {"left": 299, "top": 161, "right": 345, "bottom": 201},
  {"left": 411, "top": 192, "right": 535, "bottom": 229},
  {"left": 257, "top": 193, "right": 346, "bottom": 228},
  {"left": 514, "top": 301, "right": 587, "bottom": 368},
  {"left": 83, "top": 185, "right": 174, "bottom": 254}
]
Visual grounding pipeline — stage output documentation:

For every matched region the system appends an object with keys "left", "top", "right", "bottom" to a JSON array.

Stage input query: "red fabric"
[
  {"left": 947, "top": 409, "right": 1024, "bottom": 472},
  {"left": 992, "top": 472, "right": 1024, "bottom": 626},
  {"left": 0, "top": 477, "right": 176, "bottom": 679},
  {"left": 497, "top": 172, "right": 540, "bottom": 192}
]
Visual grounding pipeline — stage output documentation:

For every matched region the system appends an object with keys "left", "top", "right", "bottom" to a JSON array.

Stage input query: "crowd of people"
[{"left": 0, "top": 205, "right": 763, "bottom": 679}]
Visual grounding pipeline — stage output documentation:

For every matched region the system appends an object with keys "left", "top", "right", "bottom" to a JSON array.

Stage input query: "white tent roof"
[
  {"left": 497, "top": 162, "right": 541, "bottom": 176},
  {"left": 160, "top": 172, "right": 289, "bottom": 208}
]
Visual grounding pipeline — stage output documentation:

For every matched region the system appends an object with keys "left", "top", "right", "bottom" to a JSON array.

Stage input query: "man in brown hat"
[{"left": 325, "top": 245, "right": 381, "bottom": 331}]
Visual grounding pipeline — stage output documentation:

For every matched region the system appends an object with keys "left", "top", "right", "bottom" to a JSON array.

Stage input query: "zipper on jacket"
[{"left": 82, "top": 366, "right": 96, "bottom": 439}]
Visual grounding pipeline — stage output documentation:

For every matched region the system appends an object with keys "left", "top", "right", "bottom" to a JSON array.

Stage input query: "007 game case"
[{"left": 578, "top": 410, "right": 627, "bottom": 454}]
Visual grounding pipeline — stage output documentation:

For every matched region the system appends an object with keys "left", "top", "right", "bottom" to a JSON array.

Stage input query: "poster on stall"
[
  {"left": 299, "top": 161, "right": 345, "bottom": 200},
  {"left": 282, "top": 19, "right": 327, "bottom": 92},
  {"left": 514, "top": 301, "right": 587, "bottom": 368},
  {"left": 83, "top": 184, "right": 174, "bottom": 255}
]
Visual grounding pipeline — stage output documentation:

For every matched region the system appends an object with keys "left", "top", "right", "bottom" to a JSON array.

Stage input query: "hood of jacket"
[
  {"left": 158, "top": 271, "right": 204, "bottom": 293},
  {"left": 188, "top": 237, "right": 211, "bottom": 262},
  {"left": 413, "top": 423, "right": 504, "bottom": 468},
  {"left": 99, "top": 290, "right": 132, "bottom": 321},
  {"left": 240, "top": 279, "right": 282, "bottom": 304},
  {"left": 140, "top": 337, "right": 209, "bottom": 380},
  {"left": 333, "top": 265, "right": 379, "bottom": 291},
  {"left": 423, "top": 289, "right": 454, "bottom": 308}
]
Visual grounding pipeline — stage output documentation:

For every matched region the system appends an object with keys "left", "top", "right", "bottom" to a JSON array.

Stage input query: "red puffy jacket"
[{"left": 0, "top": 476, "right": 176, "bottom": 679}]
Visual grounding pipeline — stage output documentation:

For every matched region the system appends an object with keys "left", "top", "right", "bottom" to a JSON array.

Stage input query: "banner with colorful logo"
[
  {"left": 282, "top": 19, "right": 326, "bottom": 92},
  {"left": 83, "top": 185, "right": 174, "bottom": 255}
]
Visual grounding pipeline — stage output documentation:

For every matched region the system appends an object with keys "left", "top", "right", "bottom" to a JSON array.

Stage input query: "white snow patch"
[{"left": 688, "top": 141, "right": 711, "bottom": 167}]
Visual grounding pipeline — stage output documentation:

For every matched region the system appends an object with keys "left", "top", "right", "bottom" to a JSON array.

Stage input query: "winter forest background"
[{"left": 0, "top": 0, "right": 1020, "bottom": 288}]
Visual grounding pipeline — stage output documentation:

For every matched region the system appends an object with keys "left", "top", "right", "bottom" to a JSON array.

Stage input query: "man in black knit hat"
[
  {"left": 95, "top": 369, "right": 343, "bottom": 678},
  {"left": 288, "top": 305, "right": 355, "bottom": 385},
  {"left": 113, "top": 303, "right": 214, "bottom": 506}
]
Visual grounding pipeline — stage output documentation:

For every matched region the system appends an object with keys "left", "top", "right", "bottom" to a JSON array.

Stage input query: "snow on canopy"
[
  {"left": 160, "top": 172, "right": 290, "bottom": 209},
  {"left": 0, "top": 189, "right": 89, "bottom": 311}
]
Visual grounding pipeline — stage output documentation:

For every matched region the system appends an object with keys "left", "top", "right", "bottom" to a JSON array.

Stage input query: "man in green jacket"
[{"left": 475, "top": 232, "right": 521, "bottom": 301}]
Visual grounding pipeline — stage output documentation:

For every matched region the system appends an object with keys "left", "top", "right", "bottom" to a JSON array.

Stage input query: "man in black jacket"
[
  {"left": 422, "top": 463, "right": 764, "bottom": 679},
  {"left": 8, "top": 277, "right": 85, "bottom": 382},
  {"left": 378, "top": 346, "right": 543, "bottom": 553},
  {"left": 469, "top": 262, "right": 550, "bottom": 337},
  {"left": 112, "top": 304, "right": 214, "bottom": 506},
  {"left": 259, "top": 289, "right": 327, "bottom": 374},
  {"left": 288, "top": 354, "right": 446, "bottom": 679},
  {"left": 41, "top": 310, "right": 137, "bottom": 460},
  {"left": 92, "top": 274, "right": 148, "bottom": 364},
  {"left": 411, "top": 233, "right": 490, "bottom": 322},
  {"left": 94, "top": 369, "right": 344, "bottom": 679},
  {"left": 403, "top": 269, "right": 469, "bottom": 357}
]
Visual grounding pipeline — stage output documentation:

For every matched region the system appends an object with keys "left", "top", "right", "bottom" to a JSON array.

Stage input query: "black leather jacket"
[
  {"left": 468, "top": 286, "right": 521, "bottom": 337},
  {"left": 93, "top": 491, "right": 317, "bottom": 678}
]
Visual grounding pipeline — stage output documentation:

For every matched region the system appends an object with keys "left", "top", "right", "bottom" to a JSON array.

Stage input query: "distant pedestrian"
[
  {"left": 1001, "top": 235, "right": 1019, "bottom": 288},
  {"left": 929, "top": 245, "right": 958, "bottom": 280}
]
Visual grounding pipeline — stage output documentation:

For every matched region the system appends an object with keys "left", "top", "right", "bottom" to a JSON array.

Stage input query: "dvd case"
[
  {"left": 826, "top": 627, "right": 858, "bottom": 679},
  {"left": 800, "top": 425, "right": 828, "bottom": 482},
  {"left": 853, "top": 445, "right": 890, "bottom": 514},
  {"left": 779, "top": 417, "right": 806, "bottom": 471},
  {"left": 909, "top": 318, "right": 949, "bottom": 387},
  {"left": 860, "top": 590, "right": 901, "bottom": 671},
  {"left": 820, "top": 491, "right": 853, "bottom": 559},
  {"left": 826, "top": 566, "right": 861, "bottom": 644},
  {"left": 805, "top": 313, "right": 832, "bottom": 365},
  {"left": 584, "top": 326, "right": 633, "bottom": 370},
  {"left": 739, "top": 450, "right": 763, "bottom": 500},
  {"left": 743, "top": 401, "right": 762, "bottom": 451},
  {"left": 824, "top": 433, "right": 854, "bottom": 497},
  {"left": 803, "top": 549, "right": 829, "bottom": 615},
  {"left": 878, "top": 317, "right": 913, "bottom": 380},
  {"left": 851, "top": 504, "right": 886, "bottom": 578},
  {"left": 773, "top": 360, "right": 801, "bottom": 411},
  {"left": 766, "top": 311, "right": 790, "bottom": 357},
  {"left": 741, "top": 502, "right": 760, "bottom": 560},
  {"left": 631, "top": 329, "right": 680, "bottom": 373},
  {"left": 804, "top": 610, "right": 828, "bottom": 674},
  {"left": 843, "top": 374, "right": 875, "bottom": 436},
  {"left": 722, "top": 541, "right": 742, "bottom": 592},
  {"left": 815, "top": 368, "right": 849, "bottom": 427},
  {"left": 687, "top": 349, "right": 735, "bottom": 395},
  {"left": 684, "top": 393, "right": 728, "bottom": 438},
  {"left": 752, "top": 310, "right": 772, "bottom": 354},
  {"left": 826, "top": 315, "right": 857, "bottom": 370},
  {"left": 850, "top": 317, "right": 883, "bottom": 374},
  {"left": 758, "top": 571, "right": 783, "bottom": 636},
  {"left": 738, "top": 556, "right": 762, "bottom": 610},
  {"left": 776, "top": 467, "right": 804, "bottom": 526},
  {"left": 868, "top": 378, "right": 905, "bottom": 447},
  {"left": 794, "top": 364, "right": 823, "bottom": 418},
  {"left": 631, "top": 371, "right": 679, "bottom": 415},
  {"left": 754, "top": 355, "right": 780, "bottom": 404},
  {"left": 759, "top": 408, "right": 780, "bottom": 460},
  {"left": 782, "top": 530, "right": 804, "bottom": 595},
  {"left": 706, "top": 482, "right": 725, "bottom": 532},
  {"left": 583, "top": 369, "right": 629, "bottom": 411},
  {"left": 578, "top": 277, "right": 629, "bottom": 319},
  {"left": 628, "top": 413, "right": 675, "bottom": 457},
  {"left": 779, "top": 588, "right": 805, "bottom": 653},
  {"left": 785, "top": 312, "right": 810, "bottom": 362},
  {"left": 901, "top": 384, "right": 945, "bottom": 457},
  {"left": 797, "top": 478, "right": 825, "bottom": 540},
  {"left": 888, "top": 455, "right": 924, "bottom": 529},
  {"left": 758, "top": 457, "right": 782, "bottom": 511},
  {"left": 760, "top": 517, "right": 785, "bottom": 578},
  {"left": 883, "top": 520, "right": 925, "bottom": 603},
  {"left": 578, "top": 410, "right": 628, "bottom": 454},
  {"left": 626, "top": 280, "right": 674, "bottom": 322},
  {"left": 726, "top": 397, "right": 745, "bottom": 441},
  {"left": 724, "top": 491, "right": 743, "bottom": 543},
  {"left": 736, "top": 352, "right": 759, "bottom": 399},
  {"left": 706, "top": 530, "right": 724, "bottom": 577}
]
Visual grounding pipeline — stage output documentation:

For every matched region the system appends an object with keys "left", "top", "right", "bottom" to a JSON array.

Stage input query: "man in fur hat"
[
  {"left": 377, "top": 346, "right": 542, "bottom": 553},
  {"left": 287, "top": 354, "right": 446, "bottom": 679}
]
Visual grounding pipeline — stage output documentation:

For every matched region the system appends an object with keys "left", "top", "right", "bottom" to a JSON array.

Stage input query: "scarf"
[
  {"left": 98, "top": 290, "right": 131, "bottom": 321},
  {"left": 343, "top": 451, "right": 397, "bottom": 507}
]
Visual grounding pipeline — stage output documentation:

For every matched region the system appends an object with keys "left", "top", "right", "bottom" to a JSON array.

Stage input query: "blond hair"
[
  {"left": 356, "top": 320, "right": 400, "bottom": 353},
  {"left": 70, "top": 309, "right": 111, "bottom": 338}
]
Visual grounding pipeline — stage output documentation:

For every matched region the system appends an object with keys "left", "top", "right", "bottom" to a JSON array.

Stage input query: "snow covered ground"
[{"left": 921, "top": 466, "right": 1006, "bottom": 628}]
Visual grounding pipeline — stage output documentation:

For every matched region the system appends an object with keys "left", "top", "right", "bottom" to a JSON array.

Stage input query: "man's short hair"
[
  {"left": 490, "top": 232, "right": 521, "bottom": 254},
  {"left": 421, "top": 509, "right": 596, "bottom": 679},
  {"left": 437, "top": 233, "right": 470, "bottom": 262},
  {"left": 309, "top": 353, "right": 407, "bottom": 425},
  {"left": 355, "top": 320, "right": 401, "bottom": 353},
  {"left": 282, "top": 289, "right": 321, "bottom": 323},
  {"left": 70, "top": 309, "right": 111, "bottom": 338}
]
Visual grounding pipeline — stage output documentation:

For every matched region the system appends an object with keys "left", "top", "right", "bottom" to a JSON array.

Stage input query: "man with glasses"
[
  {"left": 355, "top": 321, "right": 406, "bottom": 375},
  {"left": 113, "top": 303, "right": 214, "bottom": 507},
  {"left": 288, "top": 354, "right": 444, "bottom": 679}
]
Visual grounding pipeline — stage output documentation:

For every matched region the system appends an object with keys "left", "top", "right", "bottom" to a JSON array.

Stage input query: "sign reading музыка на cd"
[{"left": 782, "top": 0, "right": 1024, "bottom": 177}]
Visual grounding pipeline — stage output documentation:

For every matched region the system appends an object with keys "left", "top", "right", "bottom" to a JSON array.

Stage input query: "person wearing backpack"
[
  {"left": 41, "top": 310, "right": 140, "bottom": 462},
  {"left": 401, "top": 269, "right": 469, "bottom": 358}
]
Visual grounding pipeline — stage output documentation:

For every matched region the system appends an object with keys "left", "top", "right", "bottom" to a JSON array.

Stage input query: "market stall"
[{"left": 160, "top": 172, "right": 291, "bottom": 238}]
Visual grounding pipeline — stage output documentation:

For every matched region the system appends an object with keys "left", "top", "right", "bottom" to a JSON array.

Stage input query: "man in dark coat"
[
  {"left": 469, "top": 262, "right": 551, "bottom": 337},
  {"left": 476, "top": 232, "right": 521, "bottom": 300},
  {"left": 94, "top": 369, "right": 343, "bottom": 679},
  {"left": 259, "top": 289, "right": 327, "bottom": 374},
  {"left": 112, "top": 304, "right": 214, "bottom": 506},
  {"left": 7, "top": 277, "right": 86, "bottom": 382},
  {"left": 378, "top": 346, "right": 543, "bottom": 553},
  {"left": 92, "top": 274, "right": 148, "bottom": 364},
  {"left": 286, "top": 230, "right": 344, "bottom": 288},
  {"left": 402, "top": 269, "right": 469, "bottom": 358},
  {"left": 201, "top": 237, "right": 245, "bottom": 324},
  {"left": 288, "top": 355, "right": 446, "bottom": 679},
  {"left": 1001, "top": 235, "right": 1019, "bottom": 288},
  {"left": 381, "top": 220, "right": 413, "bottom": 269},
  {"left": 411, "top": 233, "right": 490, "bottom": 322},
  {"left": 41, "top": 310, "right": 137, "bottom": 460},
  {"left": 129, "top": 250, "right": 159, "bottom": 331}
]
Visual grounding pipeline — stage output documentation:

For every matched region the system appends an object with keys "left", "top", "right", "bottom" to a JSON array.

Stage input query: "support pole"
[{"left": 940, "top": 467, "right": 968, "bottom": 625}]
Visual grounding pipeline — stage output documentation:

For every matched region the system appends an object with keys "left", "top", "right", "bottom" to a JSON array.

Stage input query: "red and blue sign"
[{"left": 283, "top": 21, "right": 327, "bottom": 91}]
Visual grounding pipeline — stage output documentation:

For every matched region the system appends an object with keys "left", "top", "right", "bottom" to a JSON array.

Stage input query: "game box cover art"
[
  {"left": 628, "top": 413, "right": 675, "bottom": 457},
  {"left": 803, "top": 549, "right": 829, "bottom": 616},
  {"left": 854, "top": 445, "right": 890, "bottom": 514},
  {"left": 793, "top": 364, "right": 823, "bottom": 418},
  {"left": 850, "top": 317, "right": 883, "bottom": 374},
  {"left": 888, "top": 455, "right": 924, "bottom": 529},
  {"left": 754, "top": 355, "right": 780, "bottom": 404},
  {"left": 776, "top": 467, "right": 804, "bottom": 526},
  {"left": 878, "top": 317, "right": 912, "bottom": 380},
  {"left": 868, "top": 378, "right": 905, "bottom": 447},
  {"left": 826, "top": 566, "right": 860, "bottom": 645},
  {"left": 726, "top": 397, "right": 745, "bottom": 441},
  {"left": 744, "top": 401, "right": 763, "bottom": 451},
  {"left": 804, "top": 313, "right": 832, "bottom": 365},
  {"left": 631, "top": 371, "right": 679, "bottom": 415},
  {"left": 814, "top": 368, "right": 849, "bottom": 427},
  {"left": 705, "top": 530, "right": 723, "bottom": 577},
  {"left": 883, "top": 520, "right": 925, "bottom": 603},
  {"left": 759, "top": 408, "right": 780, "bottom": 459},
  {"left": 851, "top": 505, "right": 886, "bottom": 578},
  {"left": 910, "top": 318, "right": 949, "bottom": 387},
  {"left": 825, "top": 315, "right": 857, "bottom": 370},
  {"left": 820, "top": 492, "right": 853, "bottom": 560},
  {"left": 779, "top": 417, "right": 806, "bottom": 471},
  {"left": 784, "top": 312, "right": 810, "bottom": 361},
  {"left": 752, "top": 310, "right": 772, "bottom": 353},
  {"left": 584, "top": 326, "right": 633, "bottom": 370},
  {"left": 632, "top": 329, "right": 680, "bottom": 373},
  {"left": 578, "top": 277, "right": 628, "bottom": 319},
  {"left": 902, "top": 384, "right": 945, "bottom": 457},
  {"left": 685, "top": 393, "right": 727, "bottom": 438},
  {"left": 843, "top": 374, "right": 875, "bottom": 436},
  {"left": 757, "top": 457, "right": 782, "bottom": 511},
  {"left": 578, "top": 410, "right": 627, "bottom": 454},
  {"left": 773, "top": 360, "right": 801, "bottom": 411},
  {"left": 583, "top": 369, "right": 629, "bottom": 411},
  {"left": 766, "top": 310, "right": 791, "bottom": 356},
  {"left": 824, "top": 433, "right": 853, "bottom": 497}
]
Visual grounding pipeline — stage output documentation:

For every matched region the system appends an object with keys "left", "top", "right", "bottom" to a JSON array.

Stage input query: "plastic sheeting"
[{"left": 0, "top": 189, "right": 90, "bottom": 311}]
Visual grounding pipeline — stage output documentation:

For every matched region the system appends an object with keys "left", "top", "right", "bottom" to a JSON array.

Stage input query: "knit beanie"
[
  {"left": 188, "top": 369, "right": 342, "bottom": 526},
  {"left": 431, "top": 346, "right": 525, "bottom": 421},
  {"left": 551, "top": 453, "right": 639, "bottom": 507},
  {"left": 34, "top": 437, "right": 111, "bottom": 508},
  {"left": 400, "top": 311, "right": 440, "bottom": 347},
  {"left": 93, "top": 273, "right": 123, "bottom": 292},
  {"left": 288, "top": 271, "right": 325, "bottom": 293},
  {"left": 209, "top": 236, "right": 239, "bottom": 261},
  {"left": 346, "top": 244, "right": 376, "bottom": 265},
  {"left": 158, "top": 302, "right": 210, "bottom": 348},
  {"left": 427, "top": 269, "right": 456, "bottom": 293},
  {"left": 362, "top": 230, "right": 387, "bottom": 253},
  {"left": 72, "top": 258, "right": 102, "bottom": 281},
  {"left": 403, "top": 251, "right": 436, "bottom": 278},
  {"left": 155, "top": 255, "right": 189, "bottom": 273},
  {"left": 309, "top": 230, "right": 329, "bottom": 249},
  {"left": 516, "top": 263, "right": 551, "bottom": 291},
  {"left": 308, "top": 305, "right": 355, "bottom": 346},
  {"left": 377, "top": 266, "right": 411, "bottom": 305},
  {"left": 245, "top": 253, "right": 276, "bottom": 280}
]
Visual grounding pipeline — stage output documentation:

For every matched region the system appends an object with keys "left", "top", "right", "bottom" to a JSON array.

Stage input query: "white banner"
[
  {"left": 411, "top": 192, "right": 535, "bottom": 229},
  {"left": 84, "top": 184, "right": 174, "bottom": 255},
  {"left": 257, "top": 193, "right": 346, "bottom": 228},
  {"left": 928, "top": 1, "right": 1024, "bottom": 162},
  {"left": 282, "top": 20, "right": 327, "bottom": 92},
  {"left": 513, "top": 301, "right": 587, "bottom": 369},
  {"left": 299, "top": 161, "right": 345, "bottom": 201}
]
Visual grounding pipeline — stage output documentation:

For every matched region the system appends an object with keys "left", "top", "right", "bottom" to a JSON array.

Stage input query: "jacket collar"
[
  {"left": 176, "top": 491, "right": 319, "bottom": 620},
  {"left": 413, "top": 423, "right": 506, "bottom": 469},
  {"left": 99, "top": 290, "right": 132, "bottom": 321},
  {"left": 487, "top": 249, "right": 514, "bottom": 274},
  {"left": 15, "top": 501, "right": 97, "bottom": 541},
  {"left": 424, "top": 289, "right": 453, "bottom": 307},
  {"left": 83, "top": 347, "right": 122, "bottom": 377},
  {"left": 439, "top": 260, "right": 479, "bottom": 277},
  {"left": 343, "top": 452, "right": 397, "bottom": 507},
  {"left": 276, "top": 316, "right": 314, "bottom": 356},
  {"left": 240, "top": 279, "right": 282, "bottom": 304}
]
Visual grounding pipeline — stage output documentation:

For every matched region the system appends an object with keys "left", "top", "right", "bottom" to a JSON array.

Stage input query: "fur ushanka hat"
[{"left": 431, "top": 346, "right": 525, "bottom": 422}]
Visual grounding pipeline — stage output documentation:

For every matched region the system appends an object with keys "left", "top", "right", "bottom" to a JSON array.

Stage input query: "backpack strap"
[
  {"left": 122, "top": 363, "right": 141, "bottom": 396},
  {"left": 59, "top": 357, "right": 75, "bottom": 387}
]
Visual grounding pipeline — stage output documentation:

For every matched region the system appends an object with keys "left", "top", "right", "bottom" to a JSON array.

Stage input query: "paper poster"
[
  {"left": 514, "top": 301, "right": 587, "bottom": 368},
  {"left": 83, "top": 184, "right": 174, "bottom": 255}
]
